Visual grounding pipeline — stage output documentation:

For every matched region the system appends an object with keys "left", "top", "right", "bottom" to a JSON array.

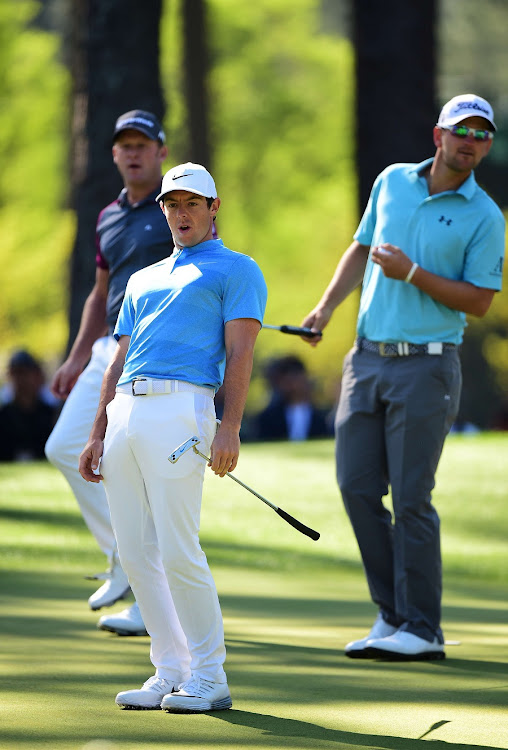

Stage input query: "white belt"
[{"left": 116, "top": 378, "right": 214, "bottom": 397}]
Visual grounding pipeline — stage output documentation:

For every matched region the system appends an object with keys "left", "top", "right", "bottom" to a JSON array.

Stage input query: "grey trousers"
[{"left": 335, "top": 344, "right": 461, "bottom": 643}]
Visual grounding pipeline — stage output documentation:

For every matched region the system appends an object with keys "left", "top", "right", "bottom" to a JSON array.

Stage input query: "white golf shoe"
[
  {"left": 345, "top": 613, "right": 398, "bottom": 658},
  {"left": 88, "top": 553, "right": 130, "bottom": 611},
  {"left": 98, "top": 601, "right": 148, "bottom": 636},
  {"left": 367, "top": 630, "right": 445, "bottom": 661},
  {"left": 115, "top": 675, "right": 177, "bottom": 710},
  {"left": 161, "top": 676, "right": 232, "bottom": 713}
]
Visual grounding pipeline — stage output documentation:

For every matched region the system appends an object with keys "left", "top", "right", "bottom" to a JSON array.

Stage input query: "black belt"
[{"left": 357, "top": 338, "right": 456, "bottom": 357}]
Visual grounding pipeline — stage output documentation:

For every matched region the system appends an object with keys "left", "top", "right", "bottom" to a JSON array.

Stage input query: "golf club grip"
[
  {"left": 279, "top": 325, "right": 322, "bottom": 338},
  {"left": 275, "top": 508, "right": 320, "bottom": 541}
]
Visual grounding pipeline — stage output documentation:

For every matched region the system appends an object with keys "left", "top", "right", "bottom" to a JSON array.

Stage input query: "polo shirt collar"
[
  {"left": 117, "top": 185, "right": 162, "bottom": 209},
  {"left": 169, "top": 238, "right": 224, "bottom": 261},
  {"left": 410, "top": 157, "right": 478, "bottom": 200},
  {"left": 180, "top": 238, "right": 223, "bottom": 256}
]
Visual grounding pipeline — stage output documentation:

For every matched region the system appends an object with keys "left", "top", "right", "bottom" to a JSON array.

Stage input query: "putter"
[
  {"left": 262, "top": 324, "right": 322, "bottom": 339},
  {"left": 168, "top": 436, "right": 320, "bottom": 541}
]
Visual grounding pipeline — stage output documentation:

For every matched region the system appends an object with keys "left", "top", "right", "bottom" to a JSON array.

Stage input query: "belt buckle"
[
  {"left": 132, "top": 377, "right": 147, "bottom": 396},
  {"left": 427, "top": 342, "right": 443, "bottom": 355},
  {"left": 378, "top": 343, "right": 388, "bottom": 357}
]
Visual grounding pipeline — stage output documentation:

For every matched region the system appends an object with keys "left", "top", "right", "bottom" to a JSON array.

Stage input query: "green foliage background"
[
  {"left": 1, "top": 0, "right": 508, "bottom": 416},
  {"left": 0, "top": 1, "right": 73, "bottom": 369},
  {"left": 163, "top": 0, "right": 359, "bottom": 408}
]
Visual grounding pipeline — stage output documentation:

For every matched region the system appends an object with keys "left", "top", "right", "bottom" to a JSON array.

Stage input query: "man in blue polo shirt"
[
  {"left": 79, "top": 163, "right": 267, "bottom": 712},
  {"left": 46, "top": 110, "right": 170, "bottom": 636},
  {"left": 302, "top": 94, "right": 504, "bottom": 660}
]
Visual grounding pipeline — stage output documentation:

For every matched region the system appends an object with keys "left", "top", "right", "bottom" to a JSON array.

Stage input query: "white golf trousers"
[
  {"left": 45, "top": 336, "right": 118, "bottom": 557},
  {"left": 101, "top": 388, "right": 226, "bottom": 683}
]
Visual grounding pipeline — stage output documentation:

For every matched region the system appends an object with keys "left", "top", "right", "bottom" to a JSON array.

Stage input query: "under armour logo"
[
  {"left": 493, "top": 257, "right": 504, "bottom": 274},
  {"left": 439, "top": 216, "right": 453, "bottom": 226},
  {"left": 144, "top": 224, "right": 152, "bottom": 231}
]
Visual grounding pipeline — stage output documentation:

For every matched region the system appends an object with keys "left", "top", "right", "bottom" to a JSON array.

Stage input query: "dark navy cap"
[{"left": 113, "top": 110, "right": 166, "bottom": 144}]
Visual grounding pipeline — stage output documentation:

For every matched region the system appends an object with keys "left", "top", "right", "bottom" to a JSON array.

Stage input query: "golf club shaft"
[
  {"left": 262, "top": 324, "right": 322, "bottom": 338},
  {"left": 193, "top": 447, "right": 277, "bottom": 510},
  {"left": 193, "top": 447, "right": 320, "bottom": 541}
]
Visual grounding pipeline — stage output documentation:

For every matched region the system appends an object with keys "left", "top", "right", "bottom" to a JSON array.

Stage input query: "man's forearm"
[
  {"left": 220, "top": 349, "right": 255, "bottom": 432},
  {"left": 371, "top": 243, "right": 496, "bottom": 318},
  {"left": 409, "top": 267, "right": 495, "bottom": 318},
  {"left": 318, "top": 241, "right": 370, "bottom": 312},
  {"left": 209, "top": 319, "right": 261, "bottom": 477},
  {"left": 302, "top": 242, "right": 369, "bottom": 343}
]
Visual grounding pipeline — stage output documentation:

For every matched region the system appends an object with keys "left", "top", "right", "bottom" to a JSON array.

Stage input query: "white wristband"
[{"left": 404, "top": 262, "right": 419, "bottom": 284}]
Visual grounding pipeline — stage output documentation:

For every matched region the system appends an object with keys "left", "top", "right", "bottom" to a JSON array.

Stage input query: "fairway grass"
[{"left": 1, "top": 435, "right": 507, "bottom": 749}]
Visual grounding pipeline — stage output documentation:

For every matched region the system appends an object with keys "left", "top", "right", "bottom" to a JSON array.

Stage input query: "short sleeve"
[
  {"left": 113, "top": 278, "right": 136, "bottom": 340},
  {"left": 463, "top": 209, "right": 505, "bottom": 290},
  {"left": 354, "top": 171, "right": 384, "bottom": 247},
  {"left": 95, "top": 208, "right": 109, "bottom": 270},
  {"left": 223, "top": 255, "right": 267, "bottom": 324}
]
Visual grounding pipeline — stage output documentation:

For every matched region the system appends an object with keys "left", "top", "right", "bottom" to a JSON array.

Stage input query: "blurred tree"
[
  {"left": 0, "top": 0, "right": 71, "bottom": 363},
  {"left": 437, "top": 0, "right": 508, "bottom": 428},
  {"left": 67, "top": 0, "right": 165, "bottom": 348},
  {"left": 439, "top": 0, "right": 508, "bottom": 210},
  {"left": 353, "top": 0, "right": 437, "bottom": 212},
  {"left": 207, "top": 0, "right": 358, "bottom": 408},
  {"left": 0, "top": 0, "right": 506, "bottom": 426},
  {"left": 182, "top": 0, "right": 211, "bottom": 167}
]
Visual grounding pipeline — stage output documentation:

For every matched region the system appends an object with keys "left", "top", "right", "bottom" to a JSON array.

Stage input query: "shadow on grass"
[
  {"left": 0, "top": 506, "right": 86, "bottom": 530},
  {"left": 1, "top": 568, "right": 99, "bottom": 604},
  {"left": 2, "top": 566, "right": 507, "bottom": 633},
  {"left": 202, "top": 538, "right": 361, "bottom": 573},
  {"left": 211, "top": 710, "right": 497, "bottom": 750},
  {"left": 0, "top": 715, "right": 497, "bottom": 750}
]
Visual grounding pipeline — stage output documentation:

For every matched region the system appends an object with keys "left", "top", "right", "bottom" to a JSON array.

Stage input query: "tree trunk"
[
  {"left": 353, "top": 0, "right": 437, "bottom": 212},
  {"left": 182, "top": 0, "right": 211, "bottom": 168},
  {"left": 67, "top": 0, "right": 164, "bottom": 349}
]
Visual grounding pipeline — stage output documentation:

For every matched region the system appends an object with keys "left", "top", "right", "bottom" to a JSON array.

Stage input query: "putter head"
[{"left": 168, "top": 436, "right": 200, "bottom": 463}]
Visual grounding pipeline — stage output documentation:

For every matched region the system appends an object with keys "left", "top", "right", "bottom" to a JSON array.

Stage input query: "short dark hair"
[{"left": 264, "top": 355, "right": 307, "bottom": 382}]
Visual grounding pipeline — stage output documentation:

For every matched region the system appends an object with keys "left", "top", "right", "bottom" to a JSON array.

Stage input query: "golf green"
[{"left": 1, "top": 436, "right": 507, "bottom": 749}]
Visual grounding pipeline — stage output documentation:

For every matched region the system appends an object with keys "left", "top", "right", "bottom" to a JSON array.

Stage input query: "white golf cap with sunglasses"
[
  {"left": 157, "top": 162, "right": 217, "bottom": 203},
  {"left": 437, "top": 94, "right": 496, "bottom": 131}
]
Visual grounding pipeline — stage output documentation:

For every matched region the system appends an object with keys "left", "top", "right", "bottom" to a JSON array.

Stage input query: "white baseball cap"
[
  {"left": 437, "top": 94, "right": 496, "bottom": 131},
  {"left": 157, "top": 162, "right": 217, "bottom": 202}
]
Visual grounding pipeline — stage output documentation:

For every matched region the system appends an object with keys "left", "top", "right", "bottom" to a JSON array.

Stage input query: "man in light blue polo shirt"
[
  {"left": 302, "top": 94, "right": 504, "bottom": 661},
  {"left": 79, "top": 163, "right": 267, "bottom": 711}
]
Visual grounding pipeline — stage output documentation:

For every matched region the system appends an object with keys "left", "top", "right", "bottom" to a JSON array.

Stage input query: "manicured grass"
[{"left": 1, "top": 435, "right": 508, "bottom": 749}]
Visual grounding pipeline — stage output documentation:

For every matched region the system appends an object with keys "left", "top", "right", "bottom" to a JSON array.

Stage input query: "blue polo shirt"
[
  {"left": 115, "top": 239, "right": 267, "bottom": 390},
  {"left": 354, "top": 158, "right": 505, "bottom": 344}
]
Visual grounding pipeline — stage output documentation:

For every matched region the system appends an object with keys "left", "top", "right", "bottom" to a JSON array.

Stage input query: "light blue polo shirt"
[
  {"left": 115, "top": 238, "right": 267, "bottom": 390},
  {"left": 354, "top": 158, "right": 505, "bottom": 344}
]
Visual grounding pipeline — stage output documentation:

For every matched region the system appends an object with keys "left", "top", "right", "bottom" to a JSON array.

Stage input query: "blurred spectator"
[
  {"left": 0, "top": 350, "right": 58, "bottom": 461},
  {"left": 1, "top": 358, "right": 59, "bottom": 409},
  {"left": 450, "top": 418, "right": 480, "bottom": 434},
  {"left": 252, "top": 355, "right": 333, "bottom": 441}
]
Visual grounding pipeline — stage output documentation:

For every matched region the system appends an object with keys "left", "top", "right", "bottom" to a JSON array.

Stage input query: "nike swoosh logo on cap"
[{"left": 172, "top": 173, "right": 193, "bottom": 180}]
